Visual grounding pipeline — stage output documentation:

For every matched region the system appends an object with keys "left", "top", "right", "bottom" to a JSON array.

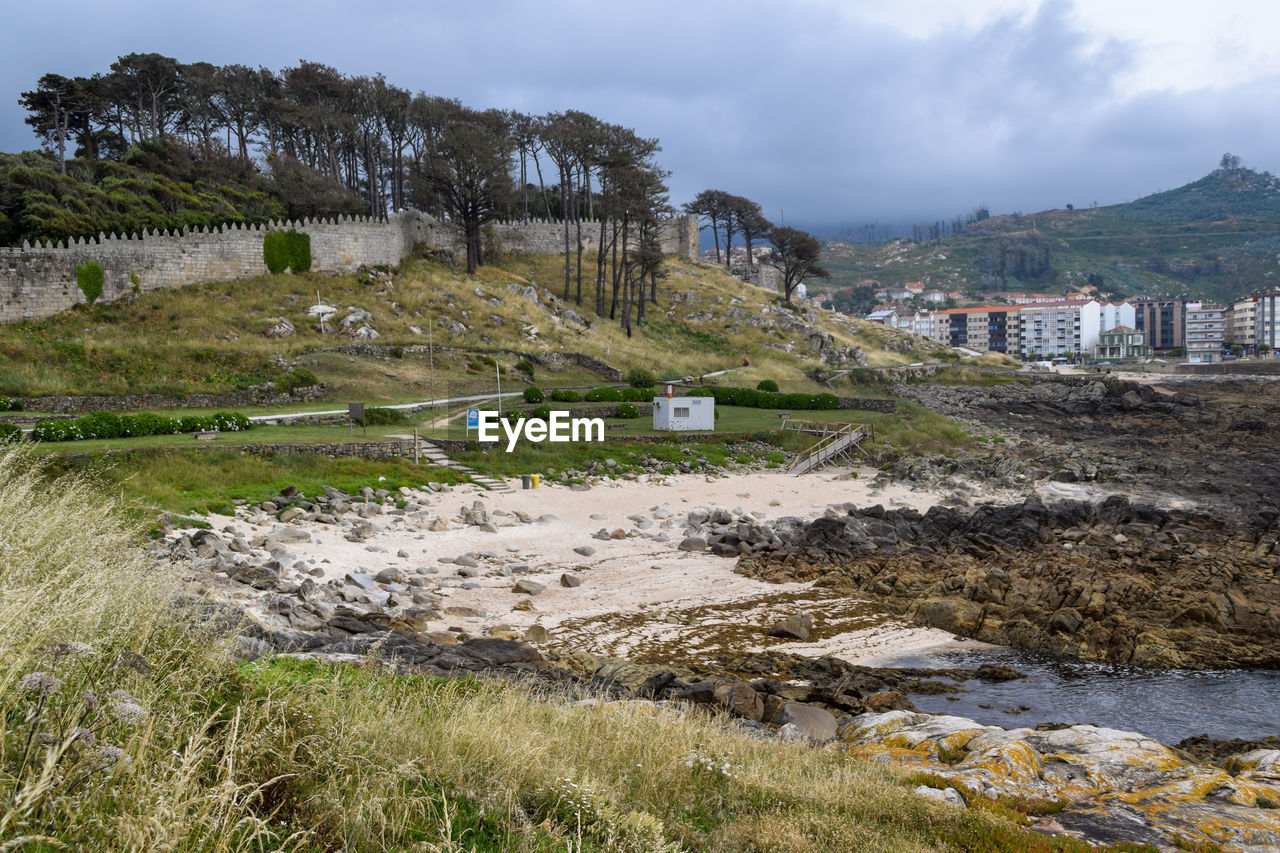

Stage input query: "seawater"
[{"left": 882, "top": 648, "right": 1280, "bottom": 744}]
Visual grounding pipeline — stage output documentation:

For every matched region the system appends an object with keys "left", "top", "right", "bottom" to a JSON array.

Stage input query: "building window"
[{"left": 674, "top": 407, "right": 690, "bottom": 418}]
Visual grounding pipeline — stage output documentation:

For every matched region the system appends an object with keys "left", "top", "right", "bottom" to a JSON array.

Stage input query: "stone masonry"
[{"left": 0, "top": 211, "right": 698, "bottom": 324}]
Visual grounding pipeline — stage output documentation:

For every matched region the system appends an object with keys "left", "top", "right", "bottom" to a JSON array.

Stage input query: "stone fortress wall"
[{"left": 0, "top": 211, "right": 699, "bottom": 324}]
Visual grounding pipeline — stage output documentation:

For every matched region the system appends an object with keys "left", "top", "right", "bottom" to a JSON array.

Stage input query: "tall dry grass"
[{"left": 0, "top": 444, "right": 1067, "bottom": 852}]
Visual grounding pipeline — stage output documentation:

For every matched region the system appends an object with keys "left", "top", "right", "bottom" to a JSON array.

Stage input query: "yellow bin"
[{"left": 530, "top": 473, "right": 540, "bottom": 489}]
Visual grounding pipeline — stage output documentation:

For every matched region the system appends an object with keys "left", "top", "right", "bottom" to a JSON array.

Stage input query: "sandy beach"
[{"left": 216, "top": 466, "right": 990, "bottom": 665}]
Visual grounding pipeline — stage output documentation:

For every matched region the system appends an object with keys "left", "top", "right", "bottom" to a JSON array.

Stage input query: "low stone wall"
[
  {"left": 17, "top": 385, "right": 325, "bottom": 415},
  {"left": 838, "top": 397, "right": 897, "bottom": 413},
  {"left": 235, "top": 440, "right": 422, "bottom": 461},
  {"left": 1174, "top": 360, "right": 1280, "bottom": 375}
]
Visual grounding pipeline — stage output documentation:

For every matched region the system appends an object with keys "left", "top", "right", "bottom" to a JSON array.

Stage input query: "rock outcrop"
[
  {"left": 842, "top": 710, "right": 1280, "bottom": 851},
  {"left": 735, "top": 496, "right": 1280, "bottom": 668}
]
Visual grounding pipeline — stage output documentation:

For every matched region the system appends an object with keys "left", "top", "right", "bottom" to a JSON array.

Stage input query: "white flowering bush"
[
  {"left": 684, "top": 746, "right": 738, "bottom": 782},
  {"left": 30, "top": 410, "right": 252, "bottom": 442}
]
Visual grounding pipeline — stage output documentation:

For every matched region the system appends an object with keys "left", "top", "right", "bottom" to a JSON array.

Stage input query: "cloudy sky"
[{"left": 2, "top": 0, "right": 1277, "bottom": 231}]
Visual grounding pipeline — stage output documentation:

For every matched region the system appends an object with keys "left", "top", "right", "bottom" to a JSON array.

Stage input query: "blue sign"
[{"left": 466, "top": 409, "right": 479, "bottom": 429}]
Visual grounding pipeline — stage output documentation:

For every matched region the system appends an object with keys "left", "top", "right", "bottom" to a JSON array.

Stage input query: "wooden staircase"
[{"left": 784, "top": 422, "right": 871, "bottom": 476}]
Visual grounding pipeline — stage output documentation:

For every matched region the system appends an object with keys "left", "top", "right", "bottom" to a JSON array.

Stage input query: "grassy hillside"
[
  {"left": 823, "top": 166, "right": 1280, "bottom": 305},
  {"left": 0, "top": 248, "right": 943, "bottom": 402}
]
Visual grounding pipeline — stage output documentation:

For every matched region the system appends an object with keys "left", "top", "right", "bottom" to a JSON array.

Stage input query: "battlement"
[{"left": 0, "top": 212, "right": 698, "bottom": 323}]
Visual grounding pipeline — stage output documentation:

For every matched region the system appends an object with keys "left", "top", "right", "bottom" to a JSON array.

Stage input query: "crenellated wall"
[{"left": 0, "top": 211, "right": 698, "bottom": 324}]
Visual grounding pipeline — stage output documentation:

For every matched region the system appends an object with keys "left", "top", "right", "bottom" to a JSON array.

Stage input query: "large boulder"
[{"left": 778, "top": 703, "right": 837, "bottom": 741}]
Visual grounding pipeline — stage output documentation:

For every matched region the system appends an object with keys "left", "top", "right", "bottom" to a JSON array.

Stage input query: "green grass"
[
  {"left": 0, "top": 247, "right": 938, "bottom": 402},
  {"left": 43, "top": 448, "right": 467, "bottom": 516}
]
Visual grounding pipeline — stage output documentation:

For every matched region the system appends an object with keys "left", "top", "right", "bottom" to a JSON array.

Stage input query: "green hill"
[{"left": 823, "top": 165, "right": 1280, "bottom": 306}]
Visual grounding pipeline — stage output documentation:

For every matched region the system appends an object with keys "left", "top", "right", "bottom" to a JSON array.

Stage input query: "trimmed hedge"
[
  {"left": 0, "top": 423, "right": 21, "bottom": 443},
  {"left": 263, "top": 229, "right": 311, "bottom": 274},
  {"left": 584, "top": 387, "right": 623, "bottom": 403},
  {"left": 0, "top": 396, "right": 21, "bottom": 412},
  {"left": 615, "top": 403, "right": 640, "bottom": 419},
  {"left": 756, "top": 379, "right": 780, "bottom": 393},
  {"left": 31, "top": 410, "right": 252, "bottom": 442},
  {"left": 523, "top": 386, "right": 544, "bottom": 404},
  {"left": 585, "top": 386, "right": 652, "bottom": 403},
  {"left": 75, "top": 261, "right": 104, "bottom": 304},
  {"left": 548, "top": 389, "right": 581, "bottom": 403},
  {"left": 694, "top": 386, "right": 839, "bottom": 411}
]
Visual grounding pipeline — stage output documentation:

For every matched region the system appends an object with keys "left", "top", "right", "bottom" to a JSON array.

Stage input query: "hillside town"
[{"left": 856, "top": 290, "right": 1280, "bottom": 363}]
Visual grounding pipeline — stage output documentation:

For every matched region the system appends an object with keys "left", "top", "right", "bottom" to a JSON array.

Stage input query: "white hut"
[{"left": 652, "top": 395, "right": 714, "bottom": 431}]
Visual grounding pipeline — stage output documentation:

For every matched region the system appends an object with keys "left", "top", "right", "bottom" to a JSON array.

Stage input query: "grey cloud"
[{"left": 1, "top": 0, "right": 1274, "bottom": 230}]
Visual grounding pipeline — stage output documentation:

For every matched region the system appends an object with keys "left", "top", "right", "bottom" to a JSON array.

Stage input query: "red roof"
[{"left": 935, "top": 305, "right": 1020, "bottom": 315}]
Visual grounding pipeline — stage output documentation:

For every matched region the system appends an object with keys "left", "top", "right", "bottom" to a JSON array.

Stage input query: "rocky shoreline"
[
  {"left": 150, "top": 369, "right": 1280, "bottom": 850},
  {"left": 733, "top": 495, "right": 1280, "bottom": 668}
]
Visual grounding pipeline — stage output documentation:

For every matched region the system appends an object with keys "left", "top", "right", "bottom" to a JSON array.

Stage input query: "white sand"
[{"left": 222, "top": 466, "right": 983, "bottom": 665}]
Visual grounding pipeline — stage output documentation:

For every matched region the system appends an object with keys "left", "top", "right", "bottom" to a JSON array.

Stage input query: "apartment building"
[
  {"left": 1017, "top": 300, "right": 1102, "bottom": 358},
  {"left": 1133, "top": 297, "right": 1192, "bottom": 352},
  {"left": 1255, "top": 291, "right": 1280, "bottom": 353},
  {"left": 1185, "top": 303, "right": 1226, "bottom": 363},
  {"left": 1226, "top": 298, "right": 1256, "bottom": 352},
  {"left": 931, "top": 306, "right": 1021, "bottom": 353}
]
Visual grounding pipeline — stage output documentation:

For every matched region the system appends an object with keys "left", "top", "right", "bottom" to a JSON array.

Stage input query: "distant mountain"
[{"left": 822, "top": 167, "right": 1280, "bottom": 307}]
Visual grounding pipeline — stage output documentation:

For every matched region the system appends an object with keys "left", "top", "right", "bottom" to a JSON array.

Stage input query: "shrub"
[
  {"left": 626, "top": 368, "right": 655, "bottom": 389},
  {"left": 286, "top": 229, "right": 311, "bottom": 273},
  {"left": 584, "top": 386, "right": 623, "bottom": 403},
  {"left": 515, "top": 357, "right": 536, "bottom": 379},
  {"left": 617, "top": 387, "right": 650, "bottom": 402},
  {"left": 0, "top": 423, "right": 21, "bottom": 443},
  {"left": 531, "top": 405, "right": 553, "bottom": 421},
  {"left": 273, "top": 367, "right": 319, "bottom": 394},
  {"left": 362, "top": 407, "right": 408, "bottom": 426},
  {"left": 548, "top": 389, "right": 581, "bottom": 403},
  {"left": 76, "top": 411, "right": 125, "bottom": 439},
  {"left": 756, "top": 379, "right": 779, "bottom": 393},
  {"left": 75, "top": 261, "right": 105, "bottom": 304},
  {"left": 615, "top": 403, "right": 640, "bottom": 419},
  {"left": 31, "top": 410, "right": 252, "bottom": 442},
  {"left": 262, "top": 230, "right": 289, "bottom": 273},
  {"left": 523, "top": 386, "right": 544, "bottom": 404},
  {"left": 0, "top": 396, "right": 21, "bottom": 412},
  {"left": 692, "top": 386, "right": 839, "bottom": 411},
  {"left": 121, "top": 412, "right": 178, "bottom": 437},
  {"left": 263, "top": 229, "right": 310, "bottom": 273}
]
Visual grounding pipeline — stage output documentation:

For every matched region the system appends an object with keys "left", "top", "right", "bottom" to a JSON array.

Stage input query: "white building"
[
  {"left": 1255, "top": 291, "right": 1280, "bottom": 353},
  {"left": 1227, "top": 298, "right": 1256, "bottom": 352},
  {"left": 652, "top": 396, "right": 714, "bottom": 431},
  {"left": 1185, "top": 303, "right": 1226, "bottom": 363},
  {"left": 1017, "top": 300, "right": 1102, "bottom": 358},
  {"left": 1100, "top": 301, "right": 1135, "bottom": 332}
]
